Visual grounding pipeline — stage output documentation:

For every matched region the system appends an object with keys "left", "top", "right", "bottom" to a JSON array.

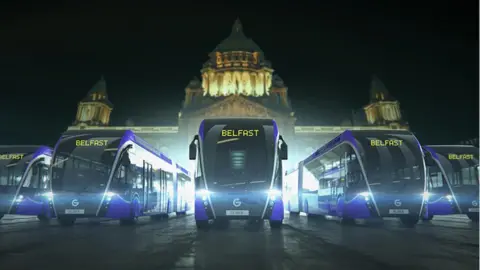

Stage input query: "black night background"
[{"left": 0, "top": 2, "right": 478, "bottom": 146}]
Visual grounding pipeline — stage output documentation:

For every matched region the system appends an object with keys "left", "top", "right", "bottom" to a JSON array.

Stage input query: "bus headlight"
[
  {"left": 358, "top": 192, "right": 370, "bottom": 201},
  {"left": 422, "top": 191, "right": 430, "bottom": 201},
  {"left": 267, "top": 189, "right": 282, "bottom": 201},
  {"left": 196, "top": 189, "right": 211, "bottom": 201},
  {"left": 15, "top": 195, "right": 24, "bottom": 203},
  {"left": 445, "top": 194, "right": 453, "bottom": 202}
]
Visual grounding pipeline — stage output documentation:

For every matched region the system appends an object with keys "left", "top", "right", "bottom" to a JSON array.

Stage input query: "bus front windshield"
[
  {"left": 0, "top": 152, "right": 32, "bottom": 187},
  {"left": 434, "top": 147, "right": 479, "bottom": 187},
  {"left": 202, "top": 124, "right": 275, "bottom": 192},
  {"left": 51, "top": 135, "right": 121, "bottom": 193},
  {"left": 357, "top": 133, "right": 424, "bottom": 184}
]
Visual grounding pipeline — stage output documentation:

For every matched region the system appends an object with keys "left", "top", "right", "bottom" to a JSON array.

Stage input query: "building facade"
[{"left": 67, "top": 19, "right": 408, "bottom": 167}]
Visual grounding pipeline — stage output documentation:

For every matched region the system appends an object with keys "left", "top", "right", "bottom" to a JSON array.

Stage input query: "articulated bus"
[
  {"left": 50, "top": 130, "right": 192, "bottom": 226},
  {"left": 0, "top": 146, "right": 53, "bottom": 221},
  {"left": 189, "top": 118, "right": 288, "bottom": 229},
  {"left": 422, "top": 145, "right": 479, "bottom": 222},
  {"left": 284, "top": 130, "right": 427, "bottom": 227}
]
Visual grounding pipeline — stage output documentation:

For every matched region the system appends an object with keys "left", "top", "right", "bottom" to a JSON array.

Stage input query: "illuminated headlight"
[
  {"left": 358, "top": 192, "right": 370, "bottom": 201},
  {"left": 196, "top": 189, "right": 211, "bottom": 201},
  {"left": 42, "top": 192, "right": 54, "bottom": 201},
  {"left": 105, "top": 192, "right": 116, "bottom": 201},
  {"left": 267, "top": 189, "right": 282, "bottom": 201},
  {"left": 445, "top": 194, "right": 453, "bottom": 202},
  {"left": 15, "top": 195, "right": 24, "bottom": 203},
  {"left": 422, "top": 191, "right": 430, "bottom": 201}
]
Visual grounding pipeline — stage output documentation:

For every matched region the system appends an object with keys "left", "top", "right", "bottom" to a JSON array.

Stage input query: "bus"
[
  {"left": 284, "top": 130, "right": 427, "bottom": 227},
  {"left": 0, "top": 146, "right": 53, "bottom": 221},
  {"left": 50, "top": 130, "right": 192, "bottom": 226},
  {"left": 189, "top": 118, "right": 288, "bottom": 229},
  {"left": 422, "top": 145, "right": 479, "bottom": 222}
]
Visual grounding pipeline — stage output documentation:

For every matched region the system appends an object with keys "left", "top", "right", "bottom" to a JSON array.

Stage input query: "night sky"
[{"left": 0, "top": 2, "right": 478, "bottom": 146}]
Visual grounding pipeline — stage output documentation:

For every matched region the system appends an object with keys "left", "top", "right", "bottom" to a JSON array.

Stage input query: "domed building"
[{"left": 67, "top": 19, "right": 408, "bottom": 167}]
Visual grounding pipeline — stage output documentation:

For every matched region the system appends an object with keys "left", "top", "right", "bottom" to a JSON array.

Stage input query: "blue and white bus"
[
  {"left": 422, "top": 145, "right": 479, "bottom": 222},
  {"left": 285, "top": 130, "right": 427, "bottom": 227},
  {"left": 50, "top": 130, "right": 192, "bottom": 226},
  {"left": 0, "top": 146, "right": 53, "bottom": 221},
  {"left": 189, "top": 118, "right": 288, "bottom": 229}
]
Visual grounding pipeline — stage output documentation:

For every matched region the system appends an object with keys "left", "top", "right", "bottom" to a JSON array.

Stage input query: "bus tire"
[
  {"left": 0, "top": 214, "right": 4, "bottom": 220},
  {"left": 196, "top": 220, "right": 209, "bottom": 230},
  {"left": 58, "top": 216, "right": 76, "bottom": 226},
  {"left": 289, "top": 212, "right": 300, "bottom": 216},
  {"left": 400, "top": 216, "right": 419, "bottom": 227},
  {"left": 269, "top": 220, "right": 282, "bottom": 229},
  {"left": 467, "top": 213, "right": 479, "bottom": 223}
]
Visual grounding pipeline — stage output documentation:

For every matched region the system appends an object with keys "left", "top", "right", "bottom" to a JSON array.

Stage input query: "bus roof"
[
  {"left": 302, "top": 129, "right": 416, "bottom": 165},
  {"left": 0, "top": 145, "right": 52, "bottom": 159},
  {"left": 59, "top": 130, "right": 177, "bottom": 167},
  {"left": 424, "top": 145, "right": 479, "bottom": 159}
]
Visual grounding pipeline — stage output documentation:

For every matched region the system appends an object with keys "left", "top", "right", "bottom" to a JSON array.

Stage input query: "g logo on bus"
[
  {"left": 233, "top": 198, "right": 241, "bottom": 207},
  {"left": 472, "top": 200, "right": 478, "bottom": 207},
  {"left": 394, "top": 199, "right": 402, "bottom": 207},
  {"left": 71, "top": 199, "right": 79, "bottom": 207}
]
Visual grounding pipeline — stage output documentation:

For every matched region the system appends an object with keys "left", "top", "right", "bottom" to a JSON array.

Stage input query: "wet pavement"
[{"left": 0, "top": 214, "right": 477, "bottom": 270}]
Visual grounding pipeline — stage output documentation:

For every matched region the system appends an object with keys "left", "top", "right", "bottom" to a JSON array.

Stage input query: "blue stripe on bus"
[
  {"left": 273, "top": 119, "right": 278, "bottom": 140},
  {"left": 199, "top": 120, "right": 205, "bottom": 141},
  {"left": 120, "top": 130, "right": 173, "bottom": 165},
  {"left": 303, "top": 130, "right": 357, "bottom": 165},
  {"left": 176, "top": 164, "right": 190, "bottom": 175},
  {"left": 32, "top": 146, "right": 52, "bottom": 159},
  {"left": 423, "top": 146, "right": 439, "bottom": 160}
]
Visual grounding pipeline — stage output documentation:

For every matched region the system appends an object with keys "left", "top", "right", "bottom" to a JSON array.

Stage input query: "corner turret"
[{"left": 73, "top": 76, "right": 113, "bottom": 127}]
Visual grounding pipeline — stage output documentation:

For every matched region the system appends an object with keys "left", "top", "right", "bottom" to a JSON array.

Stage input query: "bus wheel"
[
  {"left": 289, "top": 212, "right": 300, "bottom": 216},
  {"left": 58, "top": 217, "right": 76, "bottom": 226},
  {"left": 269, "top": 220, "right": 282, "bottom": 229},
  {"left": 196, "top": 220, "right": 209, "bottom": 230},
  {"left": 37, "top": 214, "right": 51, "bottom": 223},
  {"left": 467, "top": 213, "right": 479, "bottom": 223},
  {"left": 400, "top": 216, "right": 419, "bottom": 228},
  {"left": 0, "top": 214, "right": 4, "bottom": 220}
]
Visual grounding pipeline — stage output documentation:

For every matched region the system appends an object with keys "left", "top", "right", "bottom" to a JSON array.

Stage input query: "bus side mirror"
[
  {"left": 424, "top": 153, "right": 435, "bottom": 167},
  {"left": 121, "top": 155, "right": 131, "bottom": 166},
  {"left": 189, "top": 136, "right": 198, "bottom": 160},
  {"left": 280, "top": 143, "right": 288, "bottom": 160}
]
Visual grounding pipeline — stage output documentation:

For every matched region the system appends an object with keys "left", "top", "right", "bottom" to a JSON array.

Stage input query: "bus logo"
[
  {"left": 72, "top": 199, "right": 79, "bottom": 207},
  {"left": 233, "top": 198, "right": 241, "bottom": 207},
  {"left": 394, "top": 199, "right": 402, "bottom": 207},
  {"left": 472, "top": 200, "right": 478, "bottom": 207}
]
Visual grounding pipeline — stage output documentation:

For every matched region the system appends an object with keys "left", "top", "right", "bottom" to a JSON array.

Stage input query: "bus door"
[
  {"left": 330, "top": 179, "right": 338, "bottom": 213},
  {"left": 142, "top": 161, "right": 154, "bottom": 212},
  {"left": 166, "top": 173, "right": 174, "bottom": 213},
  {"left": 159, "top": 171, "right": 169, "bottom": 213},
  {"left": 177, "top": 176, "right": 185, "bottom": 211},
  {"left": 16, "top": 161, "right": 48, "bottom": 215}
]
